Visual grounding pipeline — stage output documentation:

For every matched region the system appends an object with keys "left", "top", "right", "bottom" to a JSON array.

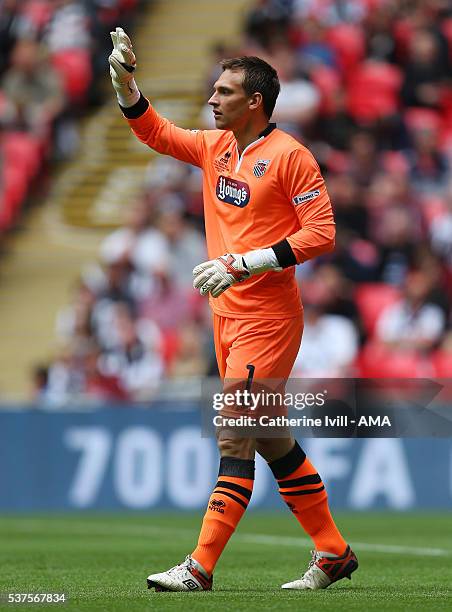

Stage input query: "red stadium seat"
[
  {"left": 160, "top": 329, "right": 180, "bottom": 370},
  {"left": 119, "top": 0, "right": 139, "bottom": 8},
  {"left": 393, "top": 18, "right": 414, "bottom": 62},
  {"left": 310, "top": 66, "right": 341, "bottom": 116},
  {"left": 357, "top": 341, "right": 434, "bottom": 378},
  {"left": 354, "top": 283, "right": 401, "bottom": 337},
  {"left": 404, "top": 107, "right": 442, "bottom": 133},
  {"left": 2, "top": 132, "right": 42, "bottom": 181},
  {"left": 20, "top": 0, "right": 53, "bottom": 30},
  {"left": 432, "top": 350, "right": 452, "bottom": 377},
  {"left": 381, "top": 151, "right": 410, "bottom": 175},
  {"left": 419, "top": 195, "right": 446, "bottom": 228},
  {"left": 51, "top": 49, "right": 92, "bottom": 104},
  {"left": 347, "top": 61, "right": 402, "bottom": 122},
  {"left": 327, "top": 24, "right": 365, "bottom": 78},
  {"left": 0, "top": 164, "right": 28, "bottom": 231},
  {"left": 440, "top": 86, "right": 452, "bottom": 129}
]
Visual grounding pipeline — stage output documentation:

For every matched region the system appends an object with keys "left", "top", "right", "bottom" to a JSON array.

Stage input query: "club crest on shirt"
[
  {"left": 216, "top": 175, "right": 250, "bottom": 207},
  {"left": 253, "top": 159, "right": 270, "bottom": 177}
]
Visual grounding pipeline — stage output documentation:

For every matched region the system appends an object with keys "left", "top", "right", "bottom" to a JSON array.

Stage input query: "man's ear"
[{"left": 249, "top": 92, "right": 263, "bottom": 111}]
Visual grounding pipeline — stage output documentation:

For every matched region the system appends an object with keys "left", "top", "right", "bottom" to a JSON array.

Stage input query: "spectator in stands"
[
  {"left": 365, "top": 2, "right": 397, "bottom": 62},
  {"left": 406, "top": 119, "right": 449, "bottom": 194},
  {"left": 328, "top": 173, "right": 368, "bottom": 238},
  {"left": 90, "top": 259, "right": 138, "bottom": 350},
  {"left": 43, "top": 0, "right": 91, "bottom": 53},
  {"left": 347, "top": 129, "right": 380, "bottom": 188},
  {"left": 155, "top": 207, "right": 207, "bottom": 291},
  {"left": 44, "top": 345, "right": 84, "bottom": 406},
  {"left": 268, "top": 39, "right": 320, "bottom": 135},
  {"left": 56, "top": 279, "right": 96, "bottom": 345},
  {"left": 82, "top": 341, "right": 130, "bottom": 403},
  {"left": 293, "top": 282, "right": 359, "bottom": 377},
  {"left": 401, "top": 28, "right": 450, "bottom": 109},
  {"left": 244, "top": 0, "right": 291, "bottom": 50},
  {"left": 0, "top": 0, "right": 22, "bottom": 77},
  {"left": 168, "top": 322, "right": 209, "bottom": 378},
  {"left": 376, "top": 268, "right": 446, "bottom": 352},
  {"left": 100, "top": 302, "right": 163, "bottom": 400},
  {"left": 374, "top": 206, "right": 419, "bottom": 286},
  {"left": 318, "top": 87, "right": 356, "bottom": 151},
  {"left": 0, "top": 38, "right": 65, "bottom": 139},
  {"left": 100, "top": 195, "right": 171, "bottom": 302},
  {"left": 430, "top": 180, "right": 452, "bottom": 265}
]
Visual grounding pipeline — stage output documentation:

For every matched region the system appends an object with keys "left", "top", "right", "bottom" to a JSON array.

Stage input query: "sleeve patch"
[{"left": 292, "top": 190, "right": 320, "bottom": 206}]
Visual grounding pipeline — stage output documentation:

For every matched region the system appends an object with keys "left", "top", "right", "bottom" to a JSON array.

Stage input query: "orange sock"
[
  {"left": 192, "top": 457, "right": 254, "bottom": 576},
  {"left": 269, "top": 441, "right": 346, "bottom": 555}
]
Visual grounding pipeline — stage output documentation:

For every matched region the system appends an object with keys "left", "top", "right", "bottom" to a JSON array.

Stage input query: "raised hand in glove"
[{"left": 109, "top": 26, "right": 140, "bottom": 107}]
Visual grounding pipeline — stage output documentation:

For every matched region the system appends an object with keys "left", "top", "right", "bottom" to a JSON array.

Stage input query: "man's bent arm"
[
  {"left": 109, "top": 27, "right": 203, "bottom": 168},
  {"left": 273, "top": 149, "right": 335, "bottom": 268}
]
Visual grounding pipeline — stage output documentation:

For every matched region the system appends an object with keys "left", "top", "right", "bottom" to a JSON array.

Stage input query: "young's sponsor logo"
[
  {"left": 216, "top": 175, "right": 250, "bottom": 207},
  {"left": 293, "top": 189, "right": 320, "bottom": 206},
  {"left": 253, "top": 159, "right": 270, "bottom": 177}
]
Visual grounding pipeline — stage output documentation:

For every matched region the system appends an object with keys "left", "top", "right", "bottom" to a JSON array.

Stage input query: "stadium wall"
[{"left": 0, "top": 406, "right": 450, "bottom": 511}]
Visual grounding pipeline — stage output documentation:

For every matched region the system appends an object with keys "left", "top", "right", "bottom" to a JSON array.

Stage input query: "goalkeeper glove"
[
  {"left": 193, "top": 249, "right": 282, "bottom": 298},
  {"left": 109, "top": 26, "right": 140, "bottom": 107}
]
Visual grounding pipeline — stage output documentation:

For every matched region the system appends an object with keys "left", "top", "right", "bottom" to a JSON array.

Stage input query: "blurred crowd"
[
  {"left": 0, "top": 0, "right": 143, "bottom": 234},
  {"left": 34, "top": 0, "right": 452, "bottom": 405}
]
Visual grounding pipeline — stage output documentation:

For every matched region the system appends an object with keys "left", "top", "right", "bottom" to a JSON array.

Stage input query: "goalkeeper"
[{"left": 109, "top": 28, "right": 358, "bottom": 592}]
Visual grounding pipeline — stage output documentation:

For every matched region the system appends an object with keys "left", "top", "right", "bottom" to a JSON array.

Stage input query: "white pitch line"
[
  {"left": 238, "top": 533, "right": 450, "bottom": 557},
  {"left": 4, "top": 518, "right": 451, "bottom": 558}
]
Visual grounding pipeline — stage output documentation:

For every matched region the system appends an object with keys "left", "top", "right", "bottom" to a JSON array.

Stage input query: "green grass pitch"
[{"left": 0, "top": 512, "right": 451, "bottom": 611}]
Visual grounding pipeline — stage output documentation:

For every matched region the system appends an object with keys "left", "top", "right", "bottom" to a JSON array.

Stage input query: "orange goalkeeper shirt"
[{"left": 124, "top": 97, "right": 335, "bottom": 319}]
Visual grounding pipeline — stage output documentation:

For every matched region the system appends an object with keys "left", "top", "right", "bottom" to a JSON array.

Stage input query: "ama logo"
[{"left": 216, "top": 176, "right": 250, "bottom": 208}]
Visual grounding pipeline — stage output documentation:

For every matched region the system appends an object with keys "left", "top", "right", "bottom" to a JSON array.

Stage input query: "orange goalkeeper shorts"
[{"left": 213, "top": 313, "right": 303, "bottom": 381}]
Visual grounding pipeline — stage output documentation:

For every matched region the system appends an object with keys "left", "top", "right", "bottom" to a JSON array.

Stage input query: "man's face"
[{"left": 208, "top": 69, "right": 253, "bottom": 130}]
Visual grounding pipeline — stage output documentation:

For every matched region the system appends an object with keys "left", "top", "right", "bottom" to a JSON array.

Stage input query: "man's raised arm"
[{"left": 109, "top": 27, "right": 204, "bottom": 168}]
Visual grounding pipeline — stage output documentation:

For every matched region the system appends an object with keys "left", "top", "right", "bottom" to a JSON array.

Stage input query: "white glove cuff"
[
  {"left": 116, "top": 78, "right": 140, "bottom": 108},
  {"left": 243, "top": 248, "right": 282, "bottom": 275}
]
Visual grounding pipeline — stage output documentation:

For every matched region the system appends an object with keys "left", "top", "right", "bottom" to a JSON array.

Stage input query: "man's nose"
[{"left": 208, "top": 93, "right": 218, "bottom": 106}]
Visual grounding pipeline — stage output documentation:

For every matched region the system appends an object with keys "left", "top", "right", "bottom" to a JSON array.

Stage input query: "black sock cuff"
[
  {"left": 219, "top": 457, "right": 255, "bottom": 479},
  {"left": 269, "top": 441, "right": 306, "bottom": 480}
]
